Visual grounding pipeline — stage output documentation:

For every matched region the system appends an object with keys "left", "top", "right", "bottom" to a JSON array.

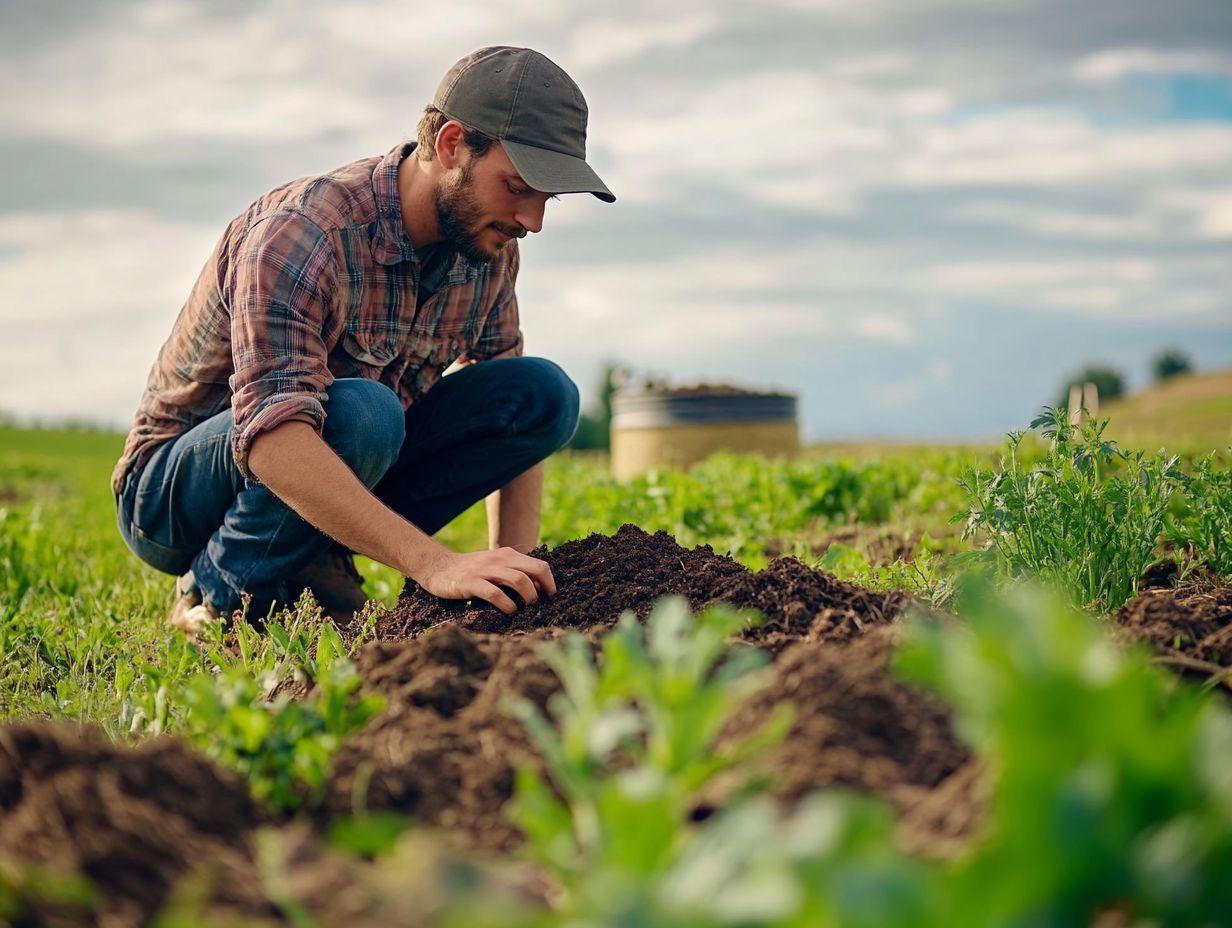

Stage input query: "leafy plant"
[
  {"left": 1171, "top": 451, "right": 1232, "bottom": 577},
  {"left": 895, "top": 579, "right": 1232, "bottom": 925},
  {"left": 178, "top": 622, "right": 383, "bottom": 813},
  {"left": 505, "top": 598, "right": 792, "bottom": 910},
  {"left": 957, "top": 408, "right": 1184, "bottom": 611},
  {"left": 818, "top": 536, "right": 956, "bottom": 608}
]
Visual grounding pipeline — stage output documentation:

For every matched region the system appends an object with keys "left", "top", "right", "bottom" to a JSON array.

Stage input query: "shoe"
[
  {"left": 169, "top": 571, "right": 223, "bottom": 641},
  {"left": 288, "top": 548, "right": 369, "bottom": 621}
]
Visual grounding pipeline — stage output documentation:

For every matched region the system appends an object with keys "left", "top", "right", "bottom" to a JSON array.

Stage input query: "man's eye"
[{"left": 507, "top": 184, "right": 527, "bottom": 195}]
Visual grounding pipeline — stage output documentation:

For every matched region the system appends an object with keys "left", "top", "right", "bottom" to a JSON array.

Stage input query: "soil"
[
  {"left": 362, "top": 524, "right": 910, "bottom": 654},
  {"left": 329, "top": 525, "right": 966, "bottom": 855},
  {"left": 6, "top": 523, "right": 1228, "bottom": 922},
  {"left": 1114, "top": 577, "right": 1232, "bottom": 679},
  {"left": 0, "top": 723, "right": 269, "bottom": 926}
]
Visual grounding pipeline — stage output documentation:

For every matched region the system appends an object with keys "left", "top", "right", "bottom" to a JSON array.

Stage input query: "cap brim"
[{"left": 501, "top": 139, "right": 615, "bottom": 203}]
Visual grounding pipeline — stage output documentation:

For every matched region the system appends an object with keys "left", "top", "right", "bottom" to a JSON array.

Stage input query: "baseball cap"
[{"left": 434, "top": 46, "right": 615, "bottom": 203}]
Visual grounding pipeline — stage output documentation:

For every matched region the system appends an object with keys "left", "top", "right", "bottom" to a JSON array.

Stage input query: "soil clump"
[
  {"left": 1115, "top": 579, "right": 1232, "bottom": 681},
  {"left": 0, "top": 723, "right": 268, "bottom": 926}
]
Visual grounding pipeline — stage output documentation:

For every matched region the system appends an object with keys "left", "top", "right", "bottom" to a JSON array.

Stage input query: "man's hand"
[{"left": 413, "top": 546, "right": 556, "bottom": 615}]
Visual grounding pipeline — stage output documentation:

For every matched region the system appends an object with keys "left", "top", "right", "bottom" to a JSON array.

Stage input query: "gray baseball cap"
[{"left": 434, "top": 46, "right": 615, "bottom": 203}]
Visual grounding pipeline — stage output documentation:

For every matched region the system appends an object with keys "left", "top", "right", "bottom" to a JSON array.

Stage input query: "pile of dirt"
[
  {"left": 364, "top": 524, "right": 909, "bottom": 653},
  {"left": 323, "top": 626, "right": 560, "bottom": 852},
  {"left": 6, "top": 526, "right": 1227, "bottom": 922},
  {"left": 330, "top": 525, "right": 969, "bottom": 854},
  {"left": 0, "top": 724, "right": 267, "bottom": 926},
  {"left": 704, "top": 626, "right": 970, "bottom": 814},
  {"left": 1115, "top": 579, "right": 1232, "bottom": 678},
  {"left": 0, "top": 725, "right": 475, "bottom": 927}
]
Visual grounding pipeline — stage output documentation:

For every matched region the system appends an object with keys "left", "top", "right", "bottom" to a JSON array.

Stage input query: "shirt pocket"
[
  {"left": 339, "top": 329, "right": 397, "bottom": 368},
  {"left": 336, "top": 327, "right": 411, "bottom": 388}
]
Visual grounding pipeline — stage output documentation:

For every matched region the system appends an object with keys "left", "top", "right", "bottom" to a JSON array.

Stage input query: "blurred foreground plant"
[
  {"left": 504, "top": 597, "right": 792, "bottom": 916},
  {"left": 895, "top": 578, "right": 1232, "bottom": 925},
  {"left": 500, "top": 587, "right": 1232, "bottom": 927}
]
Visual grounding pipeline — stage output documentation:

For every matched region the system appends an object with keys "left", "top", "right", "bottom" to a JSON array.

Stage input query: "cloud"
[
  {"left": 0, "top": 209, "right": 220, "bottom": 424},
  {"left": 2, "top": 0, "right": 1231, "bottom": 440},
  {"left": 567, "top": 13, "right": 720, "bottom": 70},
  {"left": 1074, "top": 47, "right": 1232, "bottom": 83}
]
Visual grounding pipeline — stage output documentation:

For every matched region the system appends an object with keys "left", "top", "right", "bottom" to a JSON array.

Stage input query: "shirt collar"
[{"left": 370, "top": 141, "right": 482, "bottom": 282}]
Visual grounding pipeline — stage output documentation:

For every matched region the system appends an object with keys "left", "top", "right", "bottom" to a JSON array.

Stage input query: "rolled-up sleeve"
[
  {"left": 470, "top": 244, "right": 524, "bottom": 361},
  {"left": 228, "top": 212, "right": 337, "bottom": 481}
]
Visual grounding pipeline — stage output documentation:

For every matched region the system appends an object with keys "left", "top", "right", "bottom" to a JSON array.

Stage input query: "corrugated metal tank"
[{"left": 609, "top": 388, "right": 800, "bottom": 479}]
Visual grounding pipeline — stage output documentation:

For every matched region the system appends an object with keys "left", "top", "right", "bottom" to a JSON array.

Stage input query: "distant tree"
[
  {"left": 569, "top": 362, "right": 627, "bottom": 451},
  {"left": 1152, "top": 348, "right": 1193, "bottom": 383},
  {"left": 1056, "top": 364, "right": 1126, "bottom": 410}
]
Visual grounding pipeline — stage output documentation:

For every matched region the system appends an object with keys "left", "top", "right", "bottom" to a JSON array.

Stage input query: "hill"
[{"left": 1101, "top": 369, "right": 1232, "bottom": 453}]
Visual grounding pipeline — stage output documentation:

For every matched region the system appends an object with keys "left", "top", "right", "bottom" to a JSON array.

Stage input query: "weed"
[{"left": 957, "top": 409, "right": 1184, "bottom": 612}]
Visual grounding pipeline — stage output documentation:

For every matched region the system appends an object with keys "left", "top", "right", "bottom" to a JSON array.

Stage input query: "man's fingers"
[
  {"left": 494, "top": 567, "right": 540, "bottom": 608},
  {"left": 504, "top": 550, "right": 557, "bottom": 597},
  {"left": 472, "top": 579, "right": 518, "bottom": 616}
]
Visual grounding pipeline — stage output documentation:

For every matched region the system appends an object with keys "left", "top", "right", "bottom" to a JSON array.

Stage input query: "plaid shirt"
[{"left": 111, "top": 142, "right": 522, "bottom": 493}]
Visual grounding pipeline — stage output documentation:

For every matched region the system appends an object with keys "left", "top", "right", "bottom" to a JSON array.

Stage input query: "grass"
[
  {"left": 4, "top": 423, "right": 1232, "bottom": 926},
  {"left": 0, "top": 424, "right": 967, "bottom": 730},
  {"left": 1, "top": 415, "right": 1226, "bottom": 733},
  {"left": 1101, "top": 369, "right": 1232, "bottom": 453}
]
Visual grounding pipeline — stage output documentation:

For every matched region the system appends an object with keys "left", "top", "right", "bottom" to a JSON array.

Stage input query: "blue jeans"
[{"left": 115, "top": 357, "right": 579, "bottom": 616}]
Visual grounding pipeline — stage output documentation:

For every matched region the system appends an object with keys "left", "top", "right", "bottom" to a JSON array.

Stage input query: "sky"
[{"left": 1, "top": 0, "right": 1229, "bottom": 442}]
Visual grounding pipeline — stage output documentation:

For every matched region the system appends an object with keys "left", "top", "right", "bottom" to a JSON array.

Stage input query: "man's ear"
[{"left": 435, "top": 121, "right": 466, "bottom": 170}]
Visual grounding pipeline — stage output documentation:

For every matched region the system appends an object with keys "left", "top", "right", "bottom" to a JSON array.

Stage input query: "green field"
[{"left": 2, "top": 415, "right": 1231, "bottom": 925}]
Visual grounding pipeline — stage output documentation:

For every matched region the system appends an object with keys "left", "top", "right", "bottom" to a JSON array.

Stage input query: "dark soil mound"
[
  {"left": 363, "top": 524, "right": 909, "bottom": 653},
  {"left": 330, "top": 525, "right": 972, "bottom": 854},
  {"left": 0, "top": 723, "right": 268, "bottom": 926},
  {"left": 704, "top": 627, "right": 969, "bottom": 813},
  {"left": 324, "top": 625, "right": 560, "bottom": 852},
  {"left": 1115, "top": 580, "right": 1232, "bottom": 679}
]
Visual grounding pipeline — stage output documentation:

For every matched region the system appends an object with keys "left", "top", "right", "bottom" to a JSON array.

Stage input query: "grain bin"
[{"left": 610, "top": 385, "right": 799, "bottom": 479}]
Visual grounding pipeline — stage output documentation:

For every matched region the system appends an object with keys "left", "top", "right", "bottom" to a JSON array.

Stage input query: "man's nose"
[{"left": 515, "top": 198, "right": 546, "bottom": 234}]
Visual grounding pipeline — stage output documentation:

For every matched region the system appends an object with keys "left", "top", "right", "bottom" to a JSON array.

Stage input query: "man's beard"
[{"left": 434, "top": 161, "right": 523, "bottom": 266}]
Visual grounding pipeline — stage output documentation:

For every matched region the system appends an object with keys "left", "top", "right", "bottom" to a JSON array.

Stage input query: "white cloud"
[
  {"left": 898, "top": 109, "right": 1232, "bottom": 187},
  {"left": 567, "top": 13, "right": 720, "bottom": 70},
  {"left": 1151, "top": 188, "right": 1232, "bottom": 240},
  {"left": 950, "top": 201, "right": 1160, "bottom": 240},
  {"left": 853, "top": 315, "right": 915, "bottom": 344},
  {"left": 868, "top": 354, "right": 954, "bottom": 409},
  {"left": 0, "top": 209, "right": 219, "bottom": 423},
  {"left": 1074, "top": 47, "right": 1232, "bottom": 83}
]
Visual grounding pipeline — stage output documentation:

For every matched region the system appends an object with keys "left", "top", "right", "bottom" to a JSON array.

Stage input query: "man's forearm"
[
  {"left": 249, "top": 420, "right": 556, "bottom": 615},
  {"left": 486, "top": 462, "right": 544, "bottom": 551},
  {"left": 248, "top": 420, "right": 444, "bottom": 579}
]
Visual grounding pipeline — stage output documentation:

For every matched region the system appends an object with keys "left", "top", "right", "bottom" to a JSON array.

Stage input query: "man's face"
[{"left": 434, "top": 143, "right": 553, "bottom": 265}]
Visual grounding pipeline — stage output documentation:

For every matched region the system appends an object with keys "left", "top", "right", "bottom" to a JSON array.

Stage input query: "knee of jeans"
[
  {"left": 323, "top": 379, "right": 405, "bottom": 484},
  {"left": 518, "top": 357, "right": 580, "bottom": 450}
]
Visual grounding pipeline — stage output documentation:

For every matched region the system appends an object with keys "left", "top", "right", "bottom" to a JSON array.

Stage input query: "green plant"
[
  {"left": 895, "top": 579, "right": 1232, "bottom": 925},
  {"left": 179, "top": 623, "right": 384, "bottom": 813},
  {"left": 504, "top": 598, "right": 792, "bottom": 911},
  {"left": 818, "top": 536, "right": 956, "bottom": 608},
  {"left": 1172, "top": 451, "right": 1232, "bottom": 577},
  {"left": 957, "top": 409, "right": 1184, "bottom": 612}
]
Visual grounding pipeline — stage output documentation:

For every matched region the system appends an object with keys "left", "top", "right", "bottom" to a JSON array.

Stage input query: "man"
[{"left": 111, "top": 46, "right": 614, "bottom": 635}]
